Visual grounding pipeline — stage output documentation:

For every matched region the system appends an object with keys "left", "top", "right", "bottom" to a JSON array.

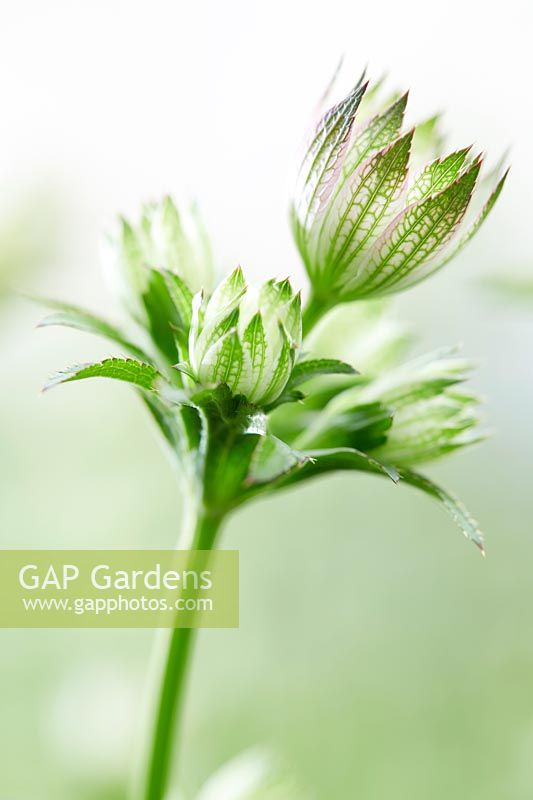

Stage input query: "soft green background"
[{"left": 1, "top": 0, "right": 532, "bottom": 798}]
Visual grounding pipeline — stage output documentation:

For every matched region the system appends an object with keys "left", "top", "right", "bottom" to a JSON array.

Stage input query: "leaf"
[
  {"left": 287, "top": 358, "right": 357, "bottom": 388},
  {"left": 142, "top": 393, "right": 183, "bottom": 450},
  {"left": 293, "top": 78, "right": 368, "bottom": 231},
  {"left": 247, "top": 435, "right": 307, "bottom": 484},
  {"left": 172, "top": 361, "right": 197, "bottom": 381},
  {"left": 318, "top": 132, "right": 413, "bottom": 282},
  {"left": 35, "top": 299, "right": 150, "bottom": 362},
  {"left": 159, "top": 268, "right": 194, "bottom": 328},
  {"left": 295, "top": 401, "right": 393, "bottom": 451},
  {"left": 356, "top": 160, "right": 481, "bottom": 296},
  {"left": 279, "top": 446, "right": 399, "bottom": 487},
  {"left": 397, "top": 467, "right": 484, "bottom": 552},
  {"left": 264, "top": 388, "right": 306, "bottom": 411},
  {"left": 343, "top": 93, "right": 408, "bottom": 176},
  {"left": 141, "top": 268, "right": 181, "bottom": 363},
  {"left": 44, "top": 358, "right": 161, "bottom": 392},
  {"left": 178, "top": 403, "right": 205, "bottom": 452},
  {"left": 331, "top": 347, "right": 474, "bottom": 414}
]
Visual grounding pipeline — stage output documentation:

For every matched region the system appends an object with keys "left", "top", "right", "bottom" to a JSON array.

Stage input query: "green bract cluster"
[
  {"left": 39, "top": 71, "right": 508, "bottom": 552},
  {"left": 188, "top": 268, "right": 302, "bottom": 406},
  {"left": 106, "top": 196, "right": 213, "bottom": 302},
  {"left": 290, "top": 345, "right": 483, "bottom": 465},
  {"left": 292, "top": 75, "right": 508, "bottom": 327}
]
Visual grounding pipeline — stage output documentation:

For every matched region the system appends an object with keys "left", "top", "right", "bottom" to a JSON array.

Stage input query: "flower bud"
[
  {"left": 188, "top": 267, "right": 302, "bottom": 406},
  {"left": 371, "top": 390, "right": 483, "bottom": 466},
  {"left": 293, "top": 76, "right": 507, "bottom": 307},
  {"left": 294, "top": 348, "right": 483, "bottom": 467},
  {"left": 103, "top": 196, "right": 213, "bottom": 320}
]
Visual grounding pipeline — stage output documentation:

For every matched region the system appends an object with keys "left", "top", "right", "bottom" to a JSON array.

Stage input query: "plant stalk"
[
  {"left": 140, "top": 503, "right": 223, "bottom": 800},
  {"left": 302, "top": 293, "right": 332, "bottom": 338}
]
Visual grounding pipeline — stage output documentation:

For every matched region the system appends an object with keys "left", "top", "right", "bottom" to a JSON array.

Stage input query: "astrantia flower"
[
  {"left": 40, "top": 65, "right": 502, "bottom": 800},
  {"left": 187, "top": 267, "right": 302, "bottom": 406},
  {"left": 291, "top": 347, "right": 483, "bottom": 466},
  {"left": 371, "top": 389, "right": 483, "bottom": 466},
  {"left": 104, "top": 195, "right": 213, "bottom": 320},
  {"left": 292, "top": 75, "right": 508, "bottom": 316}
]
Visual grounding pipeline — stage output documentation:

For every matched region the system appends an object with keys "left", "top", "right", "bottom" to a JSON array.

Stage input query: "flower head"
[
  {"left": 371, "top": 389, "right": 483, "bottom": 466},
  {"left": 104, "top": 195, "right": 213, "bottom": 320},
  {"left": 293, "top": 347, "right": 484, "bottom": 466},
  {"left": 187, "top": 267, "right": 302, "bottom": 406},
  {"left": 292, "top": 75, "right": 508, "bottom": 306},
  {"left": 39, "top": 66, "right": 502, "bottom": 552}
]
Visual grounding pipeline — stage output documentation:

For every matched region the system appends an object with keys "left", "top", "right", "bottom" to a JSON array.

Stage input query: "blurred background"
[{"left": 1, "top": 1, "right": 532, "bottom": 797}]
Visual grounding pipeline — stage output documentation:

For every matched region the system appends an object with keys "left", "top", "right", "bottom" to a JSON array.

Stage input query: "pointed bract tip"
[
  {"left": 403, "top": 126, "right": 416, "bottom": 145},
  {"left": 162, "top": 194, "right": 178, "bottom": 213},
  {"left": 355, "top": 65, "right": 368, "bottom": 88},
  {"left": 230, "top": 264, "right": 246, "bottom": 286}
]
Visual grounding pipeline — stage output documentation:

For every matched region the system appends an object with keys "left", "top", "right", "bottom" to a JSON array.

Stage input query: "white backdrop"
[
  {"left": 1, "top": 7, "right": 533, "bottom": 796},
  {"left": 1, "top": 0, "right": 531, "bottom": 295}
]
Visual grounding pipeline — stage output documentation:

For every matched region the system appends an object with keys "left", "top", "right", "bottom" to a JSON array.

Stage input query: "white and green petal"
[
  {"left": 188, "top": 271, "right": 303, "bottom": 407},
  {"left": 313, "top": 131, "right": 413, "bottom": 290},
  {"left": 259, "top": 323, "right": 294, "bottom": 406},
  {"left": 413, "top": 162, "right": 509, "bottom": 284},
  {"left": 372, "top": 391, "right": 484, "bottom": 465},
  {"left": 293, "top": 72, "right": 507, "bottom": 307},
  {"left": 205, "top": 328, "right": 244, "bottom": 392},
  {"left": 205, "top": 266, "right": 246, "bottom": 318},
  {"left": 342, "top": 93, "right": 408, "bottom": 177},
  {"left": 352, "top": 159, "right": 481, "bottom": 297},
  {"left": 293, "top": 78, "right": 368, "bottom": 228},
  {"left": 105, "top": 196, "right": 214, "bottom": 328},
  {"left": 407, "top": 147, "right": 472, "bottom": 204},
  {"left": 240, "top": 312, "right": 268, "bottom": 400}
]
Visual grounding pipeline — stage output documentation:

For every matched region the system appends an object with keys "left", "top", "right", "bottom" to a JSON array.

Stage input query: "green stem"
[
  {"left": 302, "top": 293, "right": 332, "bottom": 338},
  {"left": 141, "top": 504, "right": 223, "bottom": 800}
]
